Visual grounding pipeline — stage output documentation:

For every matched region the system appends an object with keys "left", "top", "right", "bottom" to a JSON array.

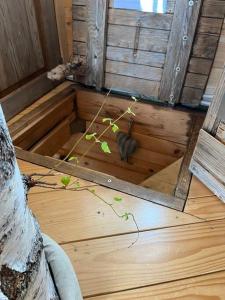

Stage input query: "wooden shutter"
[{"left": 190, "top": 67, "right": 225, "bottom": 201}]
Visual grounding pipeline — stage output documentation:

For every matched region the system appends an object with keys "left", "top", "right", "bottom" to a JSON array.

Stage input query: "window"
[{"left": 113, "top": 0, "right": 168, "bottom": 13}]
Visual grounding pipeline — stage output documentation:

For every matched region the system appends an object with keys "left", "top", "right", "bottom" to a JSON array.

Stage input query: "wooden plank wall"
[
  {"left": 180, "top": 0, "right": 225, "bottom": 107},
  {"left": 104, "top": 0, "right": 175, "bottom": 98},
  {"left": 72, "top": 0, "right": 225, "bottom": 106},
  {"left": 202, "top": 19, "right": 225, "bottom": 106}
]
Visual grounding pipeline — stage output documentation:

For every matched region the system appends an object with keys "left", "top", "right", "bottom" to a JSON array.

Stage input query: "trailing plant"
[{"left": 26, "top": 92, "right": 140, "bottom": 247}]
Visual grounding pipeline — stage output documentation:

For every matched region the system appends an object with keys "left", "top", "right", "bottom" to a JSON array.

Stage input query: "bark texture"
[{"left": 0, "top": 106, "right": 59, "bottom": 300}]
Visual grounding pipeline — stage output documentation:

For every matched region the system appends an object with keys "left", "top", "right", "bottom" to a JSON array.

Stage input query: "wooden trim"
[
  {"left": 175, "top": 116, "right": 204, "bottom": 201},
  {"left": 203, "top": 67, "right": 225, "bottom": 134},
  {"left": 190, "top": 129, "right": 225, "bottom": 202},
  {"left": 54, "top": 0, "right": 72, "bottom": 62},
  {"left": 34, "top": 0, "right": 62, "bottom": 69},
  {"left": 1, "top": 73, "right": 59, "bottom": 121},
  {"left": 159, "top": 0, "right": 202, "bottom": 104},
  {"left": 86, "top": 0, "right": 109, "bottom": 89},
  {"left": 16, "top": 147, "right": 185, "bottom": 211}
]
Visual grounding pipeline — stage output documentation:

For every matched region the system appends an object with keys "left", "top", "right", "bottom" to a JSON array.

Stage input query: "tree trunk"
[{"left": 0, "top": 105, "right": 59, "bottom": 299}]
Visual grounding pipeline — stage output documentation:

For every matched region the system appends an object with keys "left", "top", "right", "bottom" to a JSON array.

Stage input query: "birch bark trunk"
[{"left": 0, "top": 105, "right": 59, "bottom": 299}]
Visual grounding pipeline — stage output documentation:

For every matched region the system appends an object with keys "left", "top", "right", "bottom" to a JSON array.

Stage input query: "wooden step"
[{"left": 140, "top": 157, "right": 183, "bottom": 195}]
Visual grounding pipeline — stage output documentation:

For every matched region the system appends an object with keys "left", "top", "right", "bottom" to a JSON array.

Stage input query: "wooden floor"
[{"left": 18, "top": 159, "right": 225, "bottom": 299}]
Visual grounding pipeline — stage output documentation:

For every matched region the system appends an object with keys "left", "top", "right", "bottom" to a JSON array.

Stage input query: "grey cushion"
[{"left": 42, "top": 233, "right": 83, "bottom": 300}]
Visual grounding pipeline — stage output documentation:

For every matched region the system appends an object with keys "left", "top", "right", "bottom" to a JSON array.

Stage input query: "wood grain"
[
  {"left": 106, "top": 60, "right": 162, "bottom": 81},
  {"left": 91, "top": 271, "right": 225, "bottom": 300},
  {"left": 107, "top": 24, "right": 169, "bottom": 53},
  {"left": 63, "top": 219, "right": 225, "bottom": 296},
  {"left": 185, "top": 195, "right": 225, "bottom": 221},
  {"left": 30, "top": 115, "right": 74, "bottom": 156},
  {"left": 86, "top": 121, "right": 186, "bottom": 158},
  {"left": 190, "top": 129, "right": 225, "bottom": 202},
  {"left": 192, "top": 34, "right": 219, "bottom": 59},
  {"left": 106, "top": 46, "right": 165, "bottom": 68},
  {"left": 188, "top": 58, "right": 212, "bottom": 75},
  {"left": 175, "top": 116, "right": 204, "bottom": 200},
  {"left": 0, "top": 0, "right": 44, "bottom": 91},
  {"left": 54, "top": 0, "right": 72, "bottom": 62},
  {"left": 202, "top": 0, "right": 225, "bottom": 18},
  {"left": 16, "top": 148, "right": 185, "bottom": 210},
  {"left": 159, "top": 0, "right": 202, "bottom": 103},
  {"left": 203, "top": 67, "right": 225, "bottom": 134},
  {"left": 73, "top": 20, "right": 87, "bottom": 42},
  {"left": 86, "top": 0, "right": 108, "bottom": 88},
  {"left": 76, "top": 90, "right": 193, "bottom": 144},
  {"left": 108, "top": 8, "right": 173, "bottom": 30},
  {"left": 188, "top": 176, "right": 214, "bottom": 199},
  {"left": 105, "top": 73, "right": 160, "bottom": 98},
  {"left": 180, "top": 87, "right": 203, "bottom": 107},
  {"left": 13, "top": 94, "right": 75, "bottom": 149}
]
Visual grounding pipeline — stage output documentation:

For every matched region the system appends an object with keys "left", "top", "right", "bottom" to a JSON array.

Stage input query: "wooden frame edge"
[{"left": 16, "top": 147, "right": 185, "bottom": 211}]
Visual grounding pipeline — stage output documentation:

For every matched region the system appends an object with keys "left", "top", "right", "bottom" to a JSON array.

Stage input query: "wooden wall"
[
  {"left": 72, "top": 0, "right": 225, "bottom": 107},
  {"left": 202, "top": 19, "right": 225, "bottom": 106},
  {"left": 180, "top": 0, "right": 225, "bottom": 107}
]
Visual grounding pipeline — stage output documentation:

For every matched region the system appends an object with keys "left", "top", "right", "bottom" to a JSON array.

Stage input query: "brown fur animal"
[{"left": 116, "top": 119, "right": 138, "bottom": 162}]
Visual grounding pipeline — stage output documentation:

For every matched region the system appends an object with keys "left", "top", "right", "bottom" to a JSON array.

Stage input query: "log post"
[{"left": 0, "top": 105, "right": 58, "bottom": 299}]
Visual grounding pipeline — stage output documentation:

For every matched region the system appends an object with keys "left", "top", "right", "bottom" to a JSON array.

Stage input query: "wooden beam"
[
  {"left": 86, "top": 0, "right": 109, "bottom": 89},
  {"left": 175, "top": 116, "right": 204, "bottom": 201},
  {"left": 16, "top": 148, "right": 185, "bottom": 211},
  {"left": 1, "top": 73, "right": 58, "bottom": 121},
  {"left": 13, "top": 94, "right": 75, "bottom": 149},
  {"left": 203, "top": 67, "right": 225, "bottom": 134},
  {"left": 54, "top": 0, "right": 72, "bottom": 62},
  {"left": 159, "top": 0, "right": 202, "bottom": 104},
  {"left": 30, "top": 114, "right": 75, "bottom": 156},
  {"left": 190, "top": 129, "right": 225, "bottom": 202}
]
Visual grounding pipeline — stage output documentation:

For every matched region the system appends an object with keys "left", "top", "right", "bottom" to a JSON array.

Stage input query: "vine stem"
[
  {"left": 35, "top": 88, "right": 112, "bottom": 181},
  {"left": 30, "top": 181, "right": 140, "bottom": 247}
]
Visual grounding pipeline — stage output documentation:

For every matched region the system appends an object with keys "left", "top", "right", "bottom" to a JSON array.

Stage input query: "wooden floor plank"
[
  {"left": 18, "top": 160, "right": 199, "bottom": 245},
  {"left": 90, "top": 271, "right": 225, "bottom": 299},
  {"left": 28, "top": 185, "right": 200, "bottom": 244},
  {"left": 63, "top": 219, "right": 225, "bottom": 297},
  {"left": 185, "top": 195, "right": 225, "bottom": 221},
  {"left": 188, "top": 176, "right": 214, "bottom": 198}
]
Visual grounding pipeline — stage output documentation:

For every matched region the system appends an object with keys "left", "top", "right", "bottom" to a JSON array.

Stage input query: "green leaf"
[
  {"left": 68, "top": 156, "right": 79, "bottom": 163},
  {"left": 114, "top": 196, "right": 123, "bottom": 202},
  {"left": 127, "top": 107, "right": 135, "bottom": 116},
  {"left": 112, "top": 124, "right": 119, "bottom": 133},
  {"left": 61, "top": 176, "right": 71, "bottom": 187},
  {"left": 85, "top": 133, "right": 96, "bottom": 140},
  {"left": 102, "top": 118, "right": 112, "bottom": 123},
  {"left": 122, "top": 213, "right": 129, "bottom": 221},
  {"left": 101, "top": 141, "right": 111, "bottom": 153}
]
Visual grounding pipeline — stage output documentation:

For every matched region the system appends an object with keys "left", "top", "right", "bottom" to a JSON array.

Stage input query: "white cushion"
[{"left": 42, "top": 233, "right": 83, "bottom": 300}]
